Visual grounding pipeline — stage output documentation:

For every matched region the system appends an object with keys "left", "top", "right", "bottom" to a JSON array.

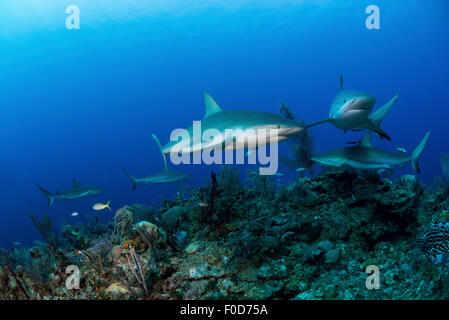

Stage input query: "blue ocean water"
[{"left": 0, "top": 0, "right": 448, "bottom": 248}]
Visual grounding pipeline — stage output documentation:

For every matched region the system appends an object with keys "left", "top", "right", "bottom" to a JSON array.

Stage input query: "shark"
[
  {"left": 160, "top": 93, "right": 305, "bottom": 155},
  {"left": 36, "top": 179, "right": 104, "bottom": 206},
  {"left": 123, "top": 134, "right": 191, "bottom": 190},
  {"left": 311, "top": 131, "right": 431, "bottom": 173},
  {"left": 307, "top": 75, "right": 399, "bottom": 140}
]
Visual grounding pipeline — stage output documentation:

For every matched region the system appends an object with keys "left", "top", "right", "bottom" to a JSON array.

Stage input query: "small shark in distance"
[
  {"left": 160, "top": 93, "right": 305, "bottom": 155},
  {"left": 307, "top": 75, "right": 399, "bottom": 140},
  {"left": 36, "top": 179, "right": 104, "bottom": 206},
  {"left": 312, "top": 131, "right": 431, "bottom": 173},
  {"left": 123, "top": 134, "right": 191, "bottom": 190}
]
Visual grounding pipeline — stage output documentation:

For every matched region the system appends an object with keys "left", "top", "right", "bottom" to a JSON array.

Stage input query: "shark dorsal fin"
[
  {"left": 203, "top": 93, "right": 223, "bottom": 118},
  {"left": 360, "top": 132, "right": 373, "bottom": 148},
  {"left": 73, "top": 178, "right": 80, "bottom": 188},
  {"left": 339, "top": 75, "right": 344, "bottom": 91},
  {"left": 152, "top": 133, "right": 168, "bottom": 171}
]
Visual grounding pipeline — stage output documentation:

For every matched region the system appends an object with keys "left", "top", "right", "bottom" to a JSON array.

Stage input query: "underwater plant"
[
  {"left": 0, "top": 249, "right": 30, "bottom": 299},
  {"left": 198, "top": 171, "right": 220, "bottom": 227},
  {"left": 114, "top": 246, "right": 157, "bottom": 299},
  {"left": 280, "top": 102, "right": 315, "bottom": 174},
  {"left": 77, "top": 237, "right": 119, "bottom": 275},
  {"left": 30, "top": 212, "right": 62, "bottom": 256},
  {"left": 125, "top": 247, "right": 149, "bottom": 296},
  {"left": 198, "top": 168, "right": 244, "bottom": 230},
  {"left": 114, "top": 206, "right": 135, "bottom": 239}
]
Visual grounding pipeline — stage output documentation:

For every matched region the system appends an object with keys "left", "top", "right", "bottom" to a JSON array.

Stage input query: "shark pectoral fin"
[
  {"left": 306, "top": 118, "right": 331, "bottom": 129},
  {"left": 363, "top": 121, "right": 391, "bottom": 141},
  {"left": 363, "top": 94, "right": 398, "bottom": 141},
  {"left": 369, "top": 94, "right": 399, "bottom": 126}
]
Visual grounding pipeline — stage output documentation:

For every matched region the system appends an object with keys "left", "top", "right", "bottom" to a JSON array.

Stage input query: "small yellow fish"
[{"left": 93, "top": 201, "right": 111, "bottom": 211}]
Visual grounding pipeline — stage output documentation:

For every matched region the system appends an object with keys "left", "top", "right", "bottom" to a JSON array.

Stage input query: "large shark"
[
  {"left": 312, "top": 131, "right": 431, "bottom": 173},
  {"left": 123, "top": 134, "right": 191, "bottom": 190},
  {"left": 36, "top": 179, "right": 104, "bottom": 206},
  {"left": 307, "top": 76, "right": 399, "bottom": 140},
  {"left": 160, "top": 93, "right": 305, "bottom": 155}
]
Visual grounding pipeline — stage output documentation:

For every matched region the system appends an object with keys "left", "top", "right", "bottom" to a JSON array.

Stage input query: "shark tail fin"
[
  {"left": 410, "top": 132, "right": 431, "bottom": 174},
  {"left": 306, "top": 118, "right": 331, "bottom": 129},
  {"left": 152, "top": 133, "right": 168, "bottom": 171},
  {"left": 36, "top": 184, "right": 55, "bottom": 206},
  {"left": 122, "top": 169, "right": 138, "bottom": 190}
]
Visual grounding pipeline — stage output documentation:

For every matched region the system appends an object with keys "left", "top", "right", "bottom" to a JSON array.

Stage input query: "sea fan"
[{"left": 279, "top": 102, "right": 314, "bottom": 173}]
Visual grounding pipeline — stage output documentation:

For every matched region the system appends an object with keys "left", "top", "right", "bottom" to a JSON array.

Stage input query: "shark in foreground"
[
  {"left": 312, "top": 131, "right": 431, "bottom": 173},
  {"left": 36, "top": 179, "right": 104, "bottom": 206},
  {"left": 123, "top": 134, "right": 191, "bottom": 190},
  {"left": 160, "top": 93, "right": 305, "bottom": 155},
  {"left": 307, "top": 75, "right": 399, "bottom": 140}
]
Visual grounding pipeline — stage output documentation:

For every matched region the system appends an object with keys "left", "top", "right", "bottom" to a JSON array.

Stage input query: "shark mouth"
[{"left": 344, "top": 97, "right": 373, "bottom": 112}]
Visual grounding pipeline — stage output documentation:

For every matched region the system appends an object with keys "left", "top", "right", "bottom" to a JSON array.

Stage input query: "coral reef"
[{"left": 1, "top": 166, "right": 449, "bottom": 299}]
